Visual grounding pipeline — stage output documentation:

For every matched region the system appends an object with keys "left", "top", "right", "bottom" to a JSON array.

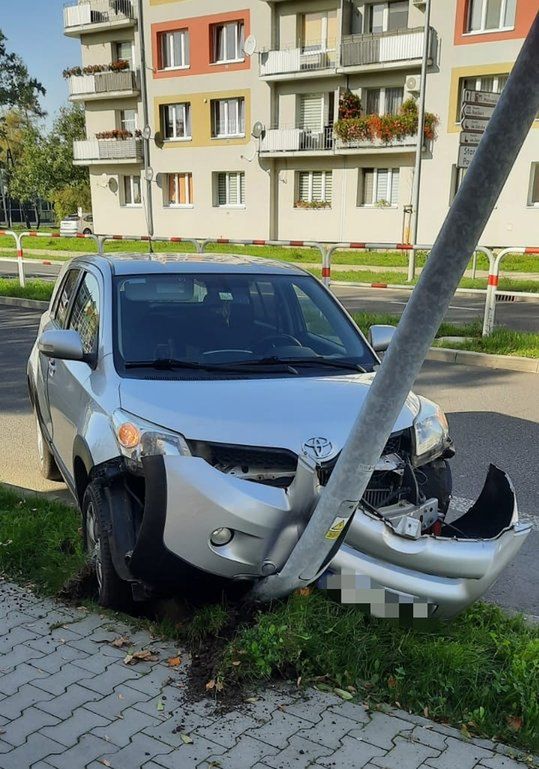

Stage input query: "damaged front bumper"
[{"left": 129, "top": 456, "right": 531, "bottom": 618}]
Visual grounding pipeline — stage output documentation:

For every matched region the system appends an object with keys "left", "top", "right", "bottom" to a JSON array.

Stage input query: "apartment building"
[{"left": 63, "top": 0, "right": 538, "bottom": 246}]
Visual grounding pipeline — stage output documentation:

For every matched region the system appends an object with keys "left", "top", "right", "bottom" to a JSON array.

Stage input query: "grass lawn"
[
  {"left": 0, "top": 484, "right": 537, "bottom": 753},
  {"left": 352, "top": 313, "right": 539, "bottom": 359},
  {"left": 0, "top": 278, "right": 55, "bottom": 302}
]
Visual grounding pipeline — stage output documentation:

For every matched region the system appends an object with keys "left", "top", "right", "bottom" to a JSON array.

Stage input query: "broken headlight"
[
  {"left": 112, "top": 410, "right": 191, "bottom": 464},
  {"left": 412, "top": 404, "right": 450, "bottom": 466}
]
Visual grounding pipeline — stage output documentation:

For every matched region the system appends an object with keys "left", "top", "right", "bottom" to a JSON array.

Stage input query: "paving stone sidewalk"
[{"left": 0, "top": 581, "right": 535, "bottom": 769}]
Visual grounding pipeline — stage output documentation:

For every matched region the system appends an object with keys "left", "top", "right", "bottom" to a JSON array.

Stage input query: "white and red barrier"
[{"left": 483, "top": 246, "right": 539, "bottom": 336}]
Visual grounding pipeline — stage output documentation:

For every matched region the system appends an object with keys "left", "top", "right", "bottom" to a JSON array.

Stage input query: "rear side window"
[
  {"left": 54, "top": 269, "right": 81, "bottom": 327},
  {"left": 69, "top": 273, "right": 100, "bottom": 356}
]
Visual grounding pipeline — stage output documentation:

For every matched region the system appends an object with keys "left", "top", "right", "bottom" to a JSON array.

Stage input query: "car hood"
[{"left": 119, "top": 373, "right": 421, "bottom": 458}]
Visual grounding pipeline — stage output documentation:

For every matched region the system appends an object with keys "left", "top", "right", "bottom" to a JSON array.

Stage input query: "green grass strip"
[{"left": 0, "top": 278, "right": 55, "bottom": 302}]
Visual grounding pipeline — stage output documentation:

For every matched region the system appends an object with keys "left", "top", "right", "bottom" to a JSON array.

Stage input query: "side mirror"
[
  {"left": 368, "top": 324, "right": 396, "bottom": 353},
  {"left": 38, "top": 329, "right": 85, "bottom": 362}
]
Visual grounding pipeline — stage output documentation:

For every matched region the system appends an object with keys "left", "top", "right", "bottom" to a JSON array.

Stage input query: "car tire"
[
  {"left": 35, "top": 412, "right": 62, "bottom": 481},
  {"left": 82, "top": 228, "right": 92, "bottom": 235},
  {"left": 82, "top": 482, "right": 133, "bottom": 610}
]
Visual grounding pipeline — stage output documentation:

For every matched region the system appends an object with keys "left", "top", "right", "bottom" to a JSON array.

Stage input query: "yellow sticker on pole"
[{"left": 325, "top": 517, "right": 347, "bottom": 541}]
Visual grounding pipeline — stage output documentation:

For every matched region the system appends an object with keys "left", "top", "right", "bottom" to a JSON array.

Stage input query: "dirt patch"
[{"left": 57, "top": 562, "right": 97, "bottom": 603}]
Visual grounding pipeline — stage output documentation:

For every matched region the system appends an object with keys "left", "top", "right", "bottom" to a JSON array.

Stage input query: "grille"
[{"left": 198, "top": 442, "right": 298, "bottom": 473}]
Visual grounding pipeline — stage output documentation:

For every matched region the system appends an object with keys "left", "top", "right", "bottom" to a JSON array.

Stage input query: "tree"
[
  {"left": 9, "top": 104, "right": 90, "bottom": 224},
  {"left": 0, "top": 31, "right": 45, "bottom": 116}
]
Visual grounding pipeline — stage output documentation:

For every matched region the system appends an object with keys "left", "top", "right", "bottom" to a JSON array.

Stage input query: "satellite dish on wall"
[
  {"left": 108, "top": 178, "right": 119, "bottom": 194},
  {"left": 251, "top": 121, "right": 265, "bottom": 139},
  {"left": 243, "top": 35, "right": 257, "bottom": 57}
]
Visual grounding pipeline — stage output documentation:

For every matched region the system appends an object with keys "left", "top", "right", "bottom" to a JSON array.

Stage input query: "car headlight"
[
  {"left": 412, "top": 404, "right": 449, "bottom": 465},
  {"left": 112, "top": 410, "right": 191, "bottom": 464}
]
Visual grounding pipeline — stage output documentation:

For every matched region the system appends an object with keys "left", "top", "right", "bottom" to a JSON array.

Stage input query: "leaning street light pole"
[
  {"left": 408, "top": 0, "right": 432, "bottom": 282},
  {"left": 250, "top": 12, "right": 539, "bottom": 603},
  {"left": 137, "top": 0, "right": 154, "bottom": 247}
]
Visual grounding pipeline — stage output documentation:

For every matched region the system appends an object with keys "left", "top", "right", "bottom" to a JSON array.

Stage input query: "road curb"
[
  {"left": 0, "top": 296, "right": 49, "bottom": 310},
  {"left": 0, "top": 296, "right": 537, "bottom": 373},
  {"left": 427, "top": 347, "right": 539, "bottom": 374}
]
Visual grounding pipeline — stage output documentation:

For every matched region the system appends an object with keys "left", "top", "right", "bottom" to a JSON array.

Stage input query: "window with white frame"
[
  {"left": 211, "top": 21, "right": 245, "bottom": 63},
  {"left": 211, "top": 98, "right": 245, "bottom": 138},
  {"left": 297, "top": 171, "right": 333, "bottom": 206},
  {"left": 467, "top": 0, "right": 516, "bottom": 33},
  {"left": 114, "top": 40, "right": 133, "bottom": 66},
  {"left": 161, "top": 103, "right": 191, "bottom": 140},
  {"left": 365, "top": 87, "right": 404, "bottom": 115},
  {"left": 366, "top": 1, "right": 409, "bottom": 34},
  {"left": 214, "top": 172, "right": 245, "bottom": 207},
  {"left": 121, "top": 175, "right": 142, "bottom": 206},
  {"left": 164, "top": 173, "right": 193, "bottom": 207},
  {"left": 119, "top": 109, "right": 137, "bottom": 134},
  {"left": 458, "top": 73, "right": 509, "bottom": 117},
  {"left": 360, "top": 168, "right": 399, "bottom": 206},
  {"left": 159, "top": 29, "right": 190, "bottom": 70},
  {"left": 300, "top": 10, "right": 338, "bottom": 51},
  {"left": 529, "top": 164, "right": 539, "bottom": 207}
]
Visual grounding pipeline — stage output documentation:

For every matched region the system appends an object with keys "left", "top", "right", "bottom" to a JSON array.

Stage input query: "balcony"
[
  {"left": 260, "top": 42, "right": 337, "bottom": 79},
  {"left": 64, "top": 0, "right": 136, "bottom": 37},
  {"left": 340, "top": 27, "right": 434, "bottom": 71},
  {"left": 73, "top": 137, "right": 143, "bottom": 165},
  {"left": 68, "top": 70, "right": 139, "bottom": 101},
  {"left": 259, "top": 126, "right": 418, "bottom": 156}
]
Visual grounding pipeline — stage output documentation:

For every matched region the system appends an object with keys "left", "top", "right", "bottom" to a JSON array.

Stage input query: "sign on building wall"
[{"left": 457, "top": 89, "right": 501, "bottom": 169}]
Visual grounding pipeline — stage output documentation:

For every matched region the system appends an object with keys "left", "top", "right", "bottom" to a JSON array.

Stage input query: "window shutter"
[
  {"left": 324, "top": 172, "right": 332, "bottom": 203},
  {"left": 188, "top": 173, "right": 194, "bottom": 204},
  {"left": 217, "top": 173, "right": 227, "bottom": 205},
  {"left": 239, "top": 173, "right": 245, "bottom": 204},
  {"left": 376, "top": 169, "right": 389, "bottom": 202},
  {"left": 362, "top": 169, "right": 374, "bottom": 205},
  {"left": 299, "top": 172, "right": 310, "bottom": 201},
  {"left": 311, "top": 172, "right": 323, "bottom": 202},
  {"left": 167, "top": 175, "right": 176, "bottom": 205},
  {"left": 300, "top": 95, "right": 323, "bottom": 131},
  {"left": 228, "top": 173, "right": 239, "bottom": 205},
  {"left": 390, "top": 169, "right": 399, "bottom": 205}
]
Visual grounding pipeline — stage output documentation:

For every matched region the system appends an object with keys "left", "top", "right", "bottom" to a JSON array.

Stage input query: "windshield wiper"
[
  {"left": 233, "top": 356, "right": 369, "bottom": 373},
  {"left": 123, "top": 358, "right": 299, "bottom": 374}
]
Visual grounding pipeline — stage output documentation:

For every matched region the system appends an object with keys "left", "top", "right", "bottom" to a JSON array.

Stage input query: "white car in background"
[{"left": 60, "top": 213, "right": 93, "bottom": 237}]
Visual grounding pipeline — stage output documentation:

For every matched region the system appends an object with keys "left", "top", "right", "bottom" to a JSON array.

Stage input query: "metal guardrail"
[{"left": 3, "top": 229, "right": 537, "bottom": 337}]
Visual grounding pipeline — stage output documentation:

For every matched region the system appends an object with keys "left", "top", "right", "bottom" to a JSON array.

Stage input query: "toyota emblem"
[{"left": 302, "top": 437, "right": 334, "bottom": 461}]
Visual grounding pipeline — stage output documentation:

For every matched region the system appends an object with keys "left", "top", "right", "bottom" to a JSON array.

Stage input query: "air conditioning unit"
[{"left": 405, "top": 74, "right": 420, "bottom": 94}]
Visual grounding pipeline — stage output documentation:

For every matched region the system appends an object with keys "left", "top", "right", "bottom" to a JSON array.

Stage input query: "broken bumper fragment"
[{"left": 130, "top": 457, "right": 530, "bottom": 618}]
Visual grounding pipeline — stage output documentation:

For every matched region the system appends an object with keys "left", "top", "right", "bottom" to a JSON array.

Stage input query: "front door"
[{"left": 47, "top": 271, "right": 100, "bottom": 480}]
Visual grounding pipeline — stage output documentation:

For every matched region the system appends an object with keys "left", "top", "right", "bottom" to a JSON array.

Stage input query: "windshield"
[{"left": 113, "top": 272, "right": 376, "bottom": 378}]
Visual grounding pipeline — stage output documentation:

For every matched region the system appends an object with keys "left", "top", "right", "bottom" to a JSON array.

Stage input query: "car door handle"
[{"left": 48, "top": 359, "right": 56, "bottom": 375}]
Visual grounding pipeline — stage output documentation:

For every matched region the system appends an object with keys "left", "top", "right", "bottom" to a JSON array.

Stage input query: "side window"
[
  {"left": 68, "top": 273, "right": 100, "bottom": 356},
  {"left": 54, "top": 269, "right": 81, "bottom": 328}
]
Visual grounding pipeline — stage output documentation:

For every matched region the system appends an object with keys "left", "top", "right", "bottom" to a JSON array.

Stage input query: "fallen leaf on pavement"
[
  {"left": 206, "top": 679, "right": 216, "bottom": 691},
  {"left": 99, "top": 760, "right": 111, "bottom": 767},
  {"left": 111, "top": 636, "right": 131, "bottom": 648},
  {"left": 157, "top": 699, "right": 164, "bottom": 712},
  {"left": 180, "top": 734, "right": 193, "bottom": 745},
  {"left": 167, "top": 657, "right": 181, "bottom": 667},
  {"left": 123, "top": 649, "right": 159, "bottom": 665}
]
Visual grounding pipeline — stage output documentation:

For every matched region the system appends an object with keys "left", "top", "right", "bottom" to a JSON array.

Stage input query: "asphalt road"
[
  {"left": 2, "top": 258, "right": 539, "bottom": 331},
  {"left": 0, "top": 304, "right": 537, "bottom": 616}
]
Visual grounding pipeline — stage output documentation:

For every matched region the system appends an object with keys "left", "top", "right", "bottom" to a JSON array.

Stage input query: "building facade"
[{"left": 64, "top": 0, "right": 538, "bottom": 246}]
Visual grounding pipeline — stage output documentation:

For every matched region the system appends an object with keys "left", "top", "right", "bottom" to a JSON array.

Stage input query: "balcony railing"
[
  {"left": 259, "top": 126, "right": 419, "bottom": 154},
  {"left": 341, "top": 27, "right": 433, "bottom": 68},
  {"left": 64, "top": 0, "right": 136, "bottom": 34},
  {"left": 260, "top": 126, "right": 334, "bottom": 153},
  {"left": 260, "top": 41, "right": 337, "bottom": 77},
  {"left": 68, "top": 70, "right": 138, "bottom": 99},
  {"left": 73, "top": 138, "right": 143, "bottom": 164}
]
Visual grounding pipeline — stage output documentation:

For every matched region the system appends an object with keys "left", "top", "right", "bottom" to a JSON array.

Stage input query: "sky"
[{"left": 2, "top": 0, "right": 80, "bottom": 128}]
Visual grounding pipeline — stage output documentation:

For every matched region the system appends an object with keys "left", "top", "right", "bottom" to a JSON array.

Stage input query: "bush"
[{"left": 51, "top": 183, "right": 92, "bottom": 222}]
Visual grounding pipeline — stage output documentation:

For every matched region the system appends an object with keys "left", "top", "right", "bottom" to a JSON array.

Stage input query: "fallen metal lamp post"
[{"left": 249, "top": 13, "right": 539, "bottom": 603}]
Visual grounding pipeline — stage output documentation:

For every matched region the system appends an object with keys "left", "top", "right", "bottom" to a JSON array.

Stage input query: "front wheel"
[
  {"left": 35, "top": 412, "right": 62, "bottom": 481},
  {"left": 82, "top": 482, "right": 132, "bottom": 610}
]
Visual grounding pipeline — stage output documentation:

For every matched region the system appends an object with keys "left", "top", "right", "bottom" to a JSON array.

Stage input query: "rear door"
[{"left": 47, "top": 270, "right": 100, "bottom": 479}]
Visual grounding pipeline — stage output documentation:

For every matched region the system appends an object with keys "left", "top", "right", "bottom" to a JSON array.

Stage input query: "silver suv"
[{"left": 28, "top": 254, "right": 530, "bottom": 615}]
